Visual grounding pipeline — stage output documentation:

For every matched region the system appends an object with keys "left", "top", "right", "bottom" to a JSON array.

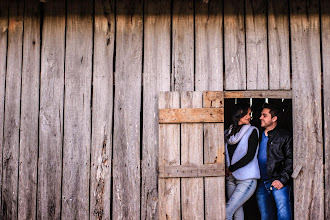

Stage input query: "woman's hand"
[{"left": 225, "top": 167, "right": 232, "bottom": 177}]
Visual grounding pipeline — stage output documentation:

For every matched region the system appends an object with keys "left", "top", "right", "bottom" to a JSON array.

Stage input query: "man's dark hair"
[{"left": 262, "top": 103, "right": 281, "bottom": 118}]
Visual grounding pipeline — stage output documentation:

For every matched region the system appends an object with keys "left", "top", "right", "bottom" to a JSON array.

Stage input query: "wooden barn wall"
[{"left": 0, "top": 0, "right": 327, "bottom": 219}]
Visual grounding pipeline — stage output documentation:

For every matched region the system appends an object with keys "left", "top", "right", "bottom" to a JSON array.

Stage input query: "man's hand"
[
  {"left": 271, "top": 180, "right": 284, "bottom": 190},
  {"left": 225, "top": 167, "right": 232, "bottom": 177}
]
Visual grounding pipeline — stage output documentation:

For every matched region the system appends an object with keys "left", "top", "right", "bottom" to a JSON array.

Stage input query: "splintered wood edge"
[
  {"left": 159, "top": 108, "right": 224, "bottom": 123},
  {"left": 159, "top": 164, "right": 225, "bottom": 178}
]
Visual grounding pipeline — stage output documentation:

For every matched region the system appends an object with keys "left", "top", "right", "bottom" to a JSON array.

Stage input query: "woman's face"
[{"left": 238, "top": 108, "right": 251, "bottom": 125}]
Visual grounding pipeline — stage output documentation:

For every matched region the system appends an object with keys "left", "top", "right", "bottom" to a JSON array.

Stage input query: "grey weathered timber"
[
  {"left": 224, "top": 0, "right": 246, "bottom": 90},
  {"left": 224, "top": 90, "right": 292, "bottom": 99},
  {"left": 18, "top": 1, "right": 40, "bottom": 219},
  {"left": 245, "top": 0, "right": 268, "bottom": 90},
  {"left": 195, "top": 0, "right": 223, "bottom": 92},
  {"left": 203, "top": 92, "right": 225, "bottom": 220},
  {"left": 181, "top": 92, "right": 204, "bottom": 219},
  {"left": 90, "top": 0, "right": 114, "bottom": 219},
  {"left": 0, "top": 0, "right": 8, "bottom": 213},
  {"left": 158, "top": 92, "right": 180, "bottom": 220},
  {"left": 268, "top": 0, "right": 290, "bottom": 90},
  {"left": 290, "top": 0, "right": 324, "bottom": 219},
  {"left": 38, "top": 1, "right": 65, "bottom": 219},
  {"left": 143, "top": 1, "right": 171, "bottom": 219},
  {"left": 321, "top": 0, "right": 330, "bottom": 218},
  {"left": 172, "top": 0, "right": 194, "bottom": 91},
  {"left": 159, "top": 164, "right": 225, "bottom": 178},
  {"left": 61, "top": 0, "right": 93, "bottom": 219},
  {"left": 113, "top": 0, "right": 142, "bottom": 219},
  {"left": 2, "top": 1, "right": 23, "bottom": 218}
]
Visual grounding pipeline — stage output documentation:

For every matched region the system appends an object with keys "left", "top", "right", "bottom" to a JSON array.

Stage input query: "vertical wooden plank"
[
  {"left": 195, "top": 0, "right": 223, "bottom": 92},
  {"left": 172, "top": 0, "right": 194, "bottom": 91},
  {"left": 268, "top": 0, "right": 290, "bottom": 90},
  {"left": 290, "top": 0, "right": 324, "bottom": 219},
  {"left": 2, "top": 0, "right": 23, "bottom": 218},
  {"left": 143, "top": 1, "right": 171, "bottom": 219},
  {"left": 195, "top": 1, "right": 225, "bottom": 219},
  {"left": 245, "top": 0, "right": 268, "bottom": 90},
  {"left": 38, "top": 1, "right": 65, "bottom": 219},
  {"left": 0, "top": 0, "right": 8, "bottom": 214},
  {"left": 321, "top": 0, "right": 330, "bottom": 219},
  {"left": 158, "top": 92, "right": 180, "bottom": 220},
  {"left": 18, "top": 0, "right": 40, "bottom": 219},
  {"left": 112, "top": 0, "right": 142, "bottom": 219},
  {"left": 90, "top": 0, "right": 114, "bottom": 219},
  {"left": 62, "top": 0, "right": 93, "bottom": 219},
  {"left": 224, "top": 0, "right": 246, "bottom": 90},
  {"left": 181, "top": 92, "right": 204, "bottom": 219}
]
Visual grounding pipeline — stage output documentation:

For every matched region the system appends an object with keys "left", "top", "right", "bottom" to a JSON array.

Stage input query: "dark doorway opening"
[{"left": 224, "top": 98, "right": 293, "bottom": 220}]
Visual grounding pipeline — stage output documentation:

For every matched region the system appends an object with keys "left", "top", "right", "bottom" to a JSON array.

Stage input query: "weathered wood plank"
[
  {"left": 245, "top": 0, "right": 268, "bottom": 90},
  {"left": 290, "top": 0, "right": 324, "bottom": 219},
  {"left": 203, "top": 91, "right": 225, "bottom": 220},
  {"left": 90, "top": 0, "right": 114, "bottom": 219},
  {"left": 159, "top": 164, "right": 225, "bottom": 178},
  {"left": 181, "top": 92, "right": 204, "bottom": 219},
  {"left": 159, "top": 108, "right": 224, "bottom": 123},
  {"left": 268, "top": 0, "right": 290, "bottom": 90},
  {"left": 203, "top": 91, "right": 224, "bottom": 108},
  {"left": 224, "top": 90, "right": 292, "bottom": 99},
  {"left": 112, "top": 0, "right": 143, "bottom": 219},
  {"left": 158, "top": 92, "right": 180, "bottom": 220},
  {"left": 224, "top": 0, "right": 246, "bottom": 90},
  {"left": 61, "top": 0, "right": 93, "bottom": 219},
  {"left": 18, "top": 1, "right": 40, "bottom": 219},
  {"left": 195, "top": 0, "right": 223, "bottom": 91},
  {"left": 143, "top": 1, "right": 171, "bottom": 219},
  {"left": 2, "top": 1, "right": 23, "bottom": 218},
  {"left": 0, "top": 0, "right": 8, "bottom": 214},
  {"left": 38, "top": 1, "right": 65, "bottom": 219},
  {"left": 172, "top": 0, "right": 194, "bottom": 91},
  {"left": 321, "top": 0, "right": 330, "bottom": 218}
]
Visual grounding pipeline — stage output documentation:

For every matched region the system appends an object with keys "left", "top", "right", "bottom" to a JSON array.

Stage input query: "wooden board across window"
[{"left": 158, "top": 91, "right": 225, "bottom": 220}]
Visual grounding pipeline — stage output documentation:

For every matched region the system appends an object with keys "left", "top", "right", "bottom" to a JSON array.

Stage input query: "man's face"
[{"left": 260, "top": 108, "right": 277, "bottom": 128}]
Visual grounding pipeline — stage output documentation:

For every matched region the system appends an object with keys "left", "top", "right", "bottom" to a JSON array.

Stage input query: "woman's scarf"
[{"left": 226, "top": 124, "right": 251, "bottom": 145}]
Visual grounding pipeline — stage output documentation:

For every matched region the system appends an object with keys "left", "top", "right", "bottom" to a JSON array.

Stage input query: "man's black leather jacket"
[{"left": 260, "top": 127, "right": 293, "bottom": 186}]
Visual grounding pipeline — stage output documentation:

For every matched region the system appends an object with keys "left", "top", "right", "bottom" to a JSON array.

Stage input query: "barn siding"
[{"left": 0, "top": 0, "right": 328, "bottom": 219}]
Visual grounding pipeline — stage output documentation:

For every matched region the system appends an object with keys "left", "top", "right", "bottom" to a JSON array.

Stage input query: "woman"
[{"left": 225, "top": 103, "right": 260, "bottom": 220}]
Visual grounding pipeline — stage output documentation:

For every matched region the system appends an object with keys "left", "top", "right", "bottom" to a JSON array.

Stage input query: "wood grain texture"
[
  {"left": 159, "top": 108, "right": 224, "bottom": 123},
  {"left": 195, "top": 0, "right": 223, "bottom": 91},
  {"left": 18, "top": 1, "right": 40, "bottom": 219},
  {"left": 181, "top": 92, "right": 204, "bottom": 220},
  {"left": 224, "top": 90, "right": 292, "bottom": 98},
  {"left": 321, "top": 0, "right": 330, "bottom": 218},
  {"left": 90, "top": 0, "right": 114, "bottom": 219},
  {"left": 0, "top": 0, "right": 8, "bottom": 214},
  {"left": 158, "top": 92, "right": 180, "bottom": 220},
  {"left": 159, "top": 164, "right": 225, "bottom": 178},
  {"left": 224, "top": 0, "right": 246, "bottom": 90},
  {"left": 245, "top": 0, "right": 268, "bottom": 90},
  {"left": 112, "top": 0, "right": 143, "bottom": 219},
  {"left": 290, "top": 0, "right": 324, "bottom": 219},
  {"left": 2, "top": 1, "right": 23, "bottom": 218},
  {"left": 268, "top": 0, "right": 290, "bottom": 90},
  {"left": 61, "top": 0, "right": 93, "bottom": 219},
  {"left": 38, "top": 1, "right": 65, "bottom": 219},
  {"left": 172, "top": 0, "right": 194, "bottom": 91},
  {"left": 143, "top": 1, "right": 171, "bottom": 219}
]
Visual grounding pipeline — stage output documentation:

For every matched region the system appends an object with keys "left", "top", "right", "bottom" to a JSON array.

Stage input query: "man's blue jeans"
[{"left": 256, "top": 180, "right": 292, "bottom": 220}]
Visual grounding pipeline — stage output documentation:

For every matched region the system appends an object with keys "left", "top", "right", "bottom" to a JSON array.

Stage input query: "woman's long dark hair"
[{"left": 228, "top": 103, "right": 251, "bottom": 137}]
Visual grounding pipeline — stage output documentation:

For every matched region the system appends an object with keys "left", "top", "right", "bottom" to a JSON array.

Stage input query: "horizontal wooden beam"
[
  {"left": 159, "top": 108, "right": 224, "bottom": 123},
  {"left": 224, "top": 90, "right": 292, "bottom": 99},
  {"left": 159, "top": 164, "right": 225, "bottom": 178}
]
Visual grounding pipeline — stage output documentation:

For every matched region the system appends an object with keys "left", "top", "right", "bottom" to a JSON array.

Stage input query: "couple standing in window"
[{"left": 225, "top": 103, "right": 293, "bottom": 220}]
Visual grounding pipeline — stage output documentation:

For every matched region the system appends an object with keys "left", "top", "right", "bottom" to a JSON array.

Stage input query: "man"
[{"left": 256, "top": 103, "right": 293, "bottom": 220}]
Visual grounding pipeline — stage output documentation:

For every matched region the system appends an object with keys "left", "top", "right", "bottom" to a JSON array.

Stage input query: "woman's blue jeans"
[
  {"left": 226, "top": 175, "right": 257, "bottom": 220},
  {"left": 256, "top": 180, "right": 292, "bottom": 220}
]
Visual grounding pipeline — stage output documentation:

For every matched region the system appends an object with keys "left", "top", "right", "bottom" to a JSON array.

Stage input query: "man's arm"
[{"left": 278, "top": 135, "right": 293, "bottom": 186}]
